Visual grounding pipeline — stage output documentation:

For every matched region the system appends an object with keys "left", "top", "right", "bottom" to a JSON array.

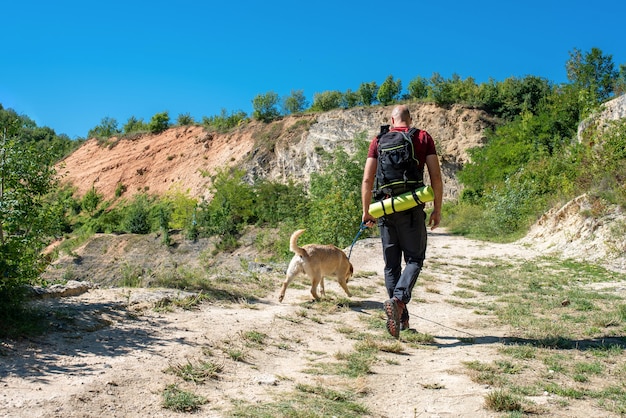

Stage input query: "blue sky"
[{"left": 2, "top": 0, "right": 625, "bottom": 139}]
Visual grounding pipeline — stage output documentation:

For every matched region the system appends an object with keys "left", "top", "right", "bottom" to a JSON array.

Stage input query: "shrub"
[
  {"left": 122, "top": 116, "right": 148, "bottom": 134},
  {"left": 253, "top": 179, "right": 308, "bottom": 227},
  {"left": 114, "top": 182, "right": 127, "bottom": 198},
  {"left": 196, "top": 168, "right": 255, "bottom": 236},
  {"left": 162, "top": 188, "right": 198, "bottom": 231},
  {"left": 122, "top": 194, "right": 153, "bottom": 234},
  {"left": 202, "top": 109, "right": 248, "bottom": 132},
  {"left": 252, "top": 91, "right": 280, "bottom": 122},
  {"left": 176, "top": 113, "right": 194, "bottom": 126},
  {"left": 148, "top": 111, "right": 170, "bottom": 134},
  {"left": 305, "top": 133, "right": 370, "bottom": 248},
  {"left": 87, "top": 117, "right": 120, "bottom": 139},
  {"left": 81, "top": 186, "right": 102, "bottom": 215},
  {"left": 311, "top": 90, "right": 343, "bottom": 112}
]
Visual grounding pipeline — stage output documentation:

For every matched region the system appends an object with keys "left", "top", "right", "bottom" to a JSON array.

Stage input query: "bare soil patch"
[{"left": 1, "top": 230, "right": 623, "bottom": 417}]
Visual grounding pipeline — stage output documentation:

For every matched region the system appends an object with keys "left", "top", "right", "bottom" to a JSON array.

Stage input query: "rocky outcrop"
[
  {"left": 243, "top": 103, "right": 496, "bottom": 201},
  {"left": 29, "top": 280, "right": 94, "bottom": 298},
  {"left": 577, "top": 93, "right": 626, "bottom": 143},
  {"left": 520, "top": 194, "right": 626, "bottom": 273},
  {"left": 58, "top": 103, "right": 495, "bottom": 203}
]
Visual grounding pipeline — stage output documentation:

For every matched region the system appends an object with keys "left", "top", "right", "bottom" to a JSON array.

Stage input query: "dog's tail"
[{"left": 289, "top": 229, "right": 307, "bottom": 257}]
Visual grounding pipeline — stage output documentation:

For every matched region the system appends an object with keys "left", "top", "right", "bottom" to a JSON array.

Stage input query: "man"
[{"left": 361, "top": 104, "right": 443, "bottom": 338}]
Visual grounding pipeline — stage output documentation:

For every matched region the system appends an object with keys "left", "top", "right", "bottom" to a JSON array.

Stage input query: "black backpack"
[{"left": 374, "top": 125, "right": 424, "bottom": 199}]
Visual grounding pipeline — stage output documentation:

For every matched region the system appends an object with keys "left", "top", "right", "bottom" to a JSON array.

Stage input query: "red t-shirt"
[{"left": 367, "top": 127, "right": 437, "bottom": 174}]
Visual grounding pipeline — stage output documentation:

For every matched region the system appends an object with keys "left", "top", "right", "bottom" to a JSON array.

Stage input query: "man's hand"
[
  {"left": 428, "top": 211, "right": 441, "bottom": 230},
  {"left": 362, "top": 213, "right": 376, "bottom": 228}
]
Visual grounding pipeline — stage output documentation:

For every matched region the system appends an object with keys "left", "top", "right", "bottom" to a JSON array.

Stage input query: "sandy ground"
[{"left": 0, "top": 230, "right": 619, "bottom": 418}]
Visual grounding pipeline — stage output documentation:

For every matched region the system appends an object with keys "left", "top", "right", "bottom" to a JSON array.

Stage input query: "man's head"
[{"left": 391, "top": 105, "right": 411, "bottom": 128}]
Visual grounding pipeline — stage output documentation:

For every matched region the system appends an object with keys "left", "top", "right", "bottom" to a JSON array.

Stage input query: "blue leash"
[{"left": 348, "top": 222, "right": 368, "bottom": 260}]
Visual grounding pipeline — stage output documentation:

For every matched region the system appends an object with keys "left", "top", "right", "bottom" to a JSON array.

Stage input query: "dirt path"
[{"left": 0, "top": 230, "right": 616, "bottom": 417}]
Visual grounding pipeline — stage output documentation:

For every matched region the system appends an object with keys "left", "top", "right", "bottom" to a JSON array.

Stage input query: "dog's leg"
[
  {"left": 338, "top": 277, "right": 352, "bottom": 298},
  {"left": 279, "top": 258, "right": 300, "bottom": 302},
  {"left": 310, "top": 274, "right": 322, "bottom": 301},
  {"left": 278, "top": 276, "right": 293, "bottom": 303}
]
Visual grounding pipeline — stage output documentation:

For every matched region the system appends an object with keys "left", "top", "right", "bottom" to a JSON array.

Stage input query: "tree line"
[{"left": 86, "top": 47, "right": 625, "bottom": 140}]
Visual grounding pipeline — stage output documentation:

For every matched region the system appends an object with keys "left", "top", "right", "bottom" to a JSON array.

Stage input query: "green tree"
[
  {"left": 613, "top": 63, "right": 626, "bottom": 97},
  {"left": 282, "top": 90, "right": 308, "bottom": 115},
  {"left": 0, "top": 105, "right": 78, "bottom": 160},
  {"left": 311, "top": 91, "right": 343, "bottom": 112},
  {"left": 306, "top": 132, "right": 370, "bottom": 247},
  {"left": 81, "top": 186, "right": 102, "bottom": 215},
  {"left": 358, "top": 81, "right": 378, "bottom": 106},
  {"left": 149, "top": 112, "right": 170, "bottom": 134},
  {"left": 252, "top": 91, "right": 281, "bottom": 122},
  {"left": 162, "top": 187, "right": 198, "bottom": 231},
  {"left": 1, "top": 120, "right": 64, "bottom": 318},
  {"left": 495, "top": 76, "right": 553, "bottom": 120},
  {"left": 407, "top": 76, "right": 429, "bottom": 100},
  {"left": 88, "top": 117, "right": 121, "bottom": 139},
  {"left": 475, "top": 78, "right": 501, "bottom": 114},
  {"left": 377, "top": 75, "right": 402, "bottom": 105},
  {"left": 122, "top": 194, "right": 153, "bottom": 234},
  {"left": 566, "top": 47, "right": 618, "bottom": 104},
  {"left": 429, "top": 72, "right": 455, "bottom": 107},
  {"left": 447, "top": 74, "right": 481, "bottom": 105},
  {"left": 459, "top": 114, "right": 534, "bottom": 193},
  {"left": 123, "top": 116, "right": 148, "bottom": 134},
  {"left": 342, "top": 89, "right": 361, "bottom": 108}
]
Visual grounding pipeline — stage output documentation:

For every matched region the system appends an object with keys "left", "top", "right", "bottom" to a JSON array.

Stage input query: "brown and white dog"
[{"left": 278, "top": 229, "right": 353, "bottom": 302}]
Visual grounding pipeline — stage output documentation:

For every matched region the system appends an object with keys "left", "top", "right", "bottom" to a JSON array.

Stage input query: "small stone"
[{"left": 254, "top": 374, "right": 278, "bottom": 386}]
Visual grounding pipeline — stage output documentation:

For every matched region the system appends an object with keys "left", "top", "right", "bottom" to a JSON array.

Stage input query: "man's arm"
[
  {"left": 425, "top": 154, "right": 443, "bottom": 230},
  {"left": 361, "top": 157, "right": 377, "bottom": 227}
]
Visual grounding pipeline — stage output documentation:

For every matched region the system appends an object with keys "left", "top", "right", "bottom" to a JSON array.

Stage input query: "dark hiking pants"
[{"left": 378, "top": 205, "right": 427, "bottom": 322}]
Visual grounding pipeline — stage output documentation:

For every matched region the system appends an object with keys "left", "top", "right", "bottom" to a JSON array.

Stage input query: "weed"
[
  {"left": 164, "top": 359, "right": 223, "bottom": 383},
  {"left": 161, "top": 384, "right": 207, "bottom": 412},
  {"left": 241, "top": 330, "right": 267, "bottom": 346},
  {"left": 484, "top": 389, "right": 523, "bottom": 412},
  {"left": 229, "top": 383, "right": 369, "bottom": 417}
]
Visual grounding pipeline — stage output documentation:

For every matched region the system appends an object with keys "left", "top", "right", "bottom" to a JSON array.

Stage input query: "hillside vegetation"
[{"left": 1, "top": 47, "right": 625, "bottom": 335}]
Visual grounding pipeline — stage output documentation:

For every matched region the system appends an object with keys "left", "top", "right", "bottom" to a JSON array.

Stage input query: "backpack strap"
[{"left": 406, "top": 127, "right": 419, "bottom": 140}]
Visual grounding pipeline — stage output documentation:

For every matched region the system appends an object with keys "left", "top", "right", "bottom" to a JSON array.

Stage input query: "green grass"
[
  {"left": 162, "top": 384, "right": 207, "bottom": 412},
  {"left": 484, "top": 389, "right": 524, "bottom": 413},
  {"left": 451, "top": 255, "right": 626, "bottom": 416},
  {"left": 241, "top": 330, "right": 268, "bottom": 346},
  {"left": 230, "top": 383, "right": 369, "bottom": 418}
]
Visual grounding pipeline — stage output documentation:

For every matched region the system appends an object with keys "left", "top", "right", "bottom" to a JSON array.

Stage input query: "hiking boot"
[
  {"left": 400, "top": 320, "right": 410, "bottom": 331},
  {"left": 384, "top": 298, "right": 403, "bottom": 339}
]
